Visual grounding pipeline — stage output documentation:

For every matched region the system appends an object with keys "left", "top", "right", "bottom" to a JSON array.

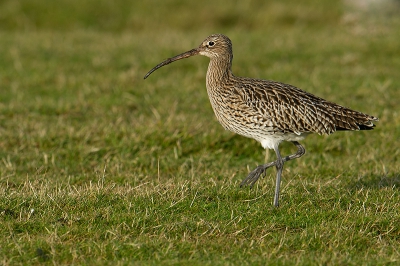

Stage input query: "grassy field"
[{"left": 1, "top": 0, "right": 400, "bottom": 265}]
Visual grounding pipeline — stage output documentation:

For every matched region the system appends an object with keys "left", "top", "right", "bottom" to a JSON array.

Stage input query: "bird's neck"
[{"left": 206, "top": 56, "right": 234, "bottom": 86}]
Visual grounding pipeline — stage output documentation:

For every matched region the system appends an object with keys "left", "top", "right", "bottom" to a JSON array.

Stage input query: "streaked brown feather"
[{"left": 229, "top": 78, "right": 378, "bottom": 136}]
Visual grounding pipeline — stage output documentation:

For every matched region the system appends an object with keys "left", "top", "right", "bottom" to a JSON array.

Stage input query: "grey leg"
[
  {"left": 240, "top": 141, "right": 306, "bottom": 205},
  {"left": 273, "top": 146, "right": 284, "bottom": 207}
]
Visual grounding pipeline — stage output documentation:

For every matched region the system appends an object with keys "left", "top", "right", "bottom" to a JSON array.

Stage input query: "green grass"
[{"left": 1, "top": 0, "right": 400, "bottom": 265}]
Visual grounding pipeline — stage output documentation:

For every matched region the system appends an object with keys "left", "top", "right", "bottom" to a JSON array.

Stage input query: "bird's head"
[
  {"left": 144, "top": 34, "right": 232, "bottom": 79},
  {"left": 197, "top": 34, "right": 233, "bottom": 59}
]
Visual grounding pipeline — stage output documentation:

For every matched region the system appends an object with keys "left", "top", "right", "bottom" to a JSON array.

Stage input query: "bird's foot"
[{"left": 240, "top": 162, "right": 275, "bottom": 188}]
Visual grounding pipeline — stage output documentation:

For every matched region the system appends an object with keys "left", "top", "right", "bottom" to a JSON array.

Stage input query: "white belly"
[{"left": 260, "top": 133, "right": 308, "bottom": 150}]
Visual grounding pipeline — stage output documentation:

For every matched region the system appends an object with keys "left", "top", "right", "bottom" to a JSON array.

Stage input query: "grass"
[{"left": 1, "top": 0, "right": 400, "bottom": 265}]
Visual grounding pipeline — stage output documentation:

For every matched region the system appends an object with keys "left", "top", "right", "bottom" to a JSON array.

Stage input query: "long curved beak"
[{"left": 144, "top": 48, "right": 199, "bottom": 79}]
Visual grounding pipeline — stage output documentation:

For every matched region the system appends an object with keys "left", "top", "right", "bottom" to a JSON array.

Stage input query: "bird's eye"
[{"left": 208, "top": 41, "right": 215, "bottom": 47}]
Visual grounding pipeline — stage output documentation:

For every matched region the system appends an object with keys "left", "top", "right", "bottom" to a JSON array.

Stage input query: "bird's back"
[{"left": 207, "top": 76, "right": 378, "bottom": 140}]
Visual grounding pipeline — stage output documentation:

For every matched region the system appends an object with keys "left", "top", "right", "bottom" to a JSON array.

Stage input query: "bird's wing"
[{"left": 232, "top": 78, "right": 376, "bottom": 135}]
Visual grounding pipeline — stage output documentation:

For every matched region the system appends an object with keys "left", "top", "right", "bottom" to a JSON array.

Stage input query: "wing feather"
[{"left": 232, "top": 78, "right": 377, "bottom": 135}]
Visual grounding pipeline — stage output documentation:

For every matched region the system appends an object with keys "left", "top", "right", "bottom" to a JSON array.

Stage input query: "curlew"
[{"left": 144, "top": 34, "right": 378, "bottom": 207}]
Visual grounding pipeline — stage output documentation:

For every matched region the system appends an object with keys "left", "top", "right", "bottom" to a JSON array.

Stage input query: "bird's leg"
[
  {"left": 273, "top": 147, "right": 284, "bottom": 207},
  {"left": 240, "top": 141, "right": 306, "bottom": 195},
  {"left": 284, "top": 141, "right": 305, "bottom": 162},
  {"left": 273, "top": 141, "right": 305, "bottom": 207},
  {"left": 240, "top": 161, "right": 276, "bottom": 188}
]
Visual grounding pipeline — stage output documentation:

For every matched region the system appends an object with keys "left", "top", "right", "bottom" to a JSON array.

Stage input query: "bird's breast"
[{"left": 205, "top": 83, "right": 278, "bottom": 143}]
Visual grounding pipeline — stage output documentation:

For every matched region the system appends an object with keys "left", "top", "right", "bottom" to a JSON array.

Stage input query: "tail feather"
[
  {"left": 336, "top": 123, "right": 376, "bottom": 131},
  {"left": 335, "top": 112, "right": 378, "bottom": 131}
]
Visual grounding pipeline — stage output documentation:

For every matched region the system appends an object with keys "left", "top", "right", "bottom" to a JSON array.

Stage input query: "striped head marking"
[
  {"left": 198, "top": 34, "right": 233, "bottom": 59},
  {"left": 144, "top": 34, "right": 232, "bottom": 79}
]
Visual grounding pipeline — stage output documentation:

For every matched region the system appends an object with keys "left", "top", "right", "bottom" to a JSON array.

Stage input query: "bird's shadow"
[{"left": 347, "top": 173, "right": 400, "bottom": 191}]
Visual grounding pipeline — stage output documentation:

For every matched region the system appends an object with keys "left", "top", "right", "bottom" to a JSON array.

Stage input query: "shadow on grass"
[{"left": 349, "top": 173, "right": 400, "bottom": 190}]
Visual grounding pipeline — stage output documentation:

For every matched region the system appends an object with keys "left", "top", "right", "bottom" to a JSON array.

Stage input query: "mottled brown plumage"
[{"left": 144, "top": 34, "right": 378, "bottom": 207}]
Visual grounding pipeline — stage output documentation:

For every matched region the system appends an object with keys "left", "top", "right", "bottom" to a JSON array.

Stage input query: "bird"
[{"left": 144, "top": 34, "right": 378, "bottom": 207}]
